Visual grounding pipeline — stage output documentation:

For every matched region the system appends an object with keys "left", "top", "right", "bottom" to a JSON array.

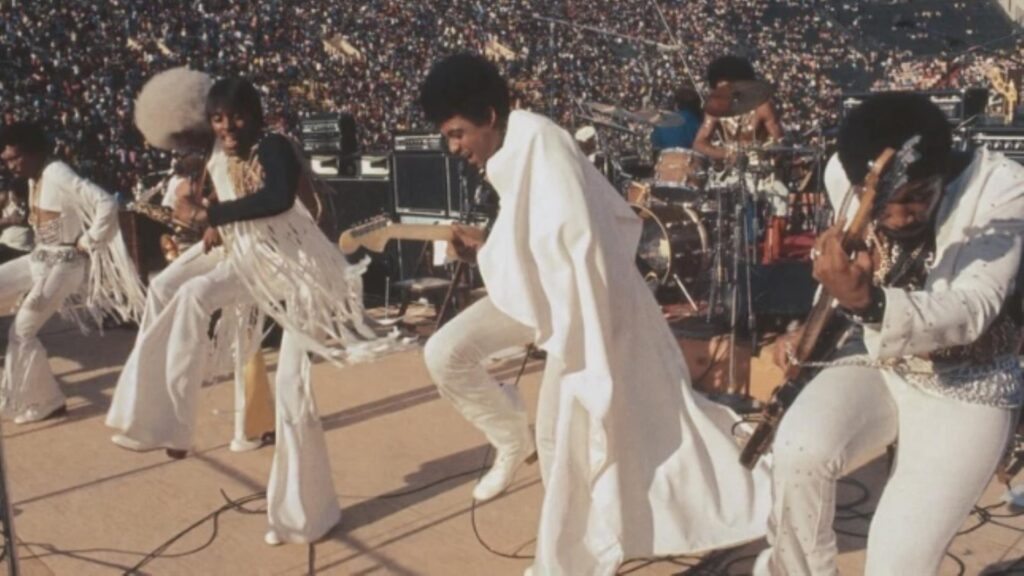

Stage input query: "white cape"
[{"left": 479, "top": 111, "right": 771, "bottom": 575}]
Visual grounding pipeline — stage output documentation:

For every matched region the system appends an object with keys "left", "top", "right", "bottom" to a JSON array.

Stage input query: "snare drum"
[{"left": 655, "top": 148, "right": 708, "bottom": 189}]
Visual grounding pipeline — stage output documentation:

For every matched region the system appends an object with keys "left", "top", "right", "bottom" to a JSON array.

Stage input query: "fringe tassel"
[
  {"left": 221, "top": 203, "right": 406, "bottom": 364},
  {"left": 56, "top": 197, "right": 146, "bottom": 333}
]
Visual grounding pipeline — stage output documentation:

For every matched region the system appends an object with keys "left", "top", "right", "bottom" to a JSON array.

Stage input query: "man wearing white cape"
[
  {"left": 0, "top": 121, "right": 144, "bottom": 424},
  {"left": 420, "top": 53, "right": 770, "bottom": 575}
]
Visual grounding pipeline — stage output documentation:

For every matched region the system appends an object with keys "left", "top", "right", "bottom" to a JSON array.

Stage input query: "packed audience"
[{"left": 1, "top": 0, "right": 1022, "bottom": 192}]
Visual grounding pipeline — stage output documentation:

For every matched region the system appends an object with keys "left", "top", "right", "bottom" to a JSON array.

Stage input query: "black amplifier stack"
[
  {"left": 840, "top": 88, "right": 989, "bottom": 125},
  {"left": 967, "top": 123, "right": 1024, "bottom": 164},
  {"left": 300, "top": 112, "right": 359, "bottom": 176},
  {"left": 392, "top": 133, "right": 473, "bottom": 219},
  {"left": 302, "top": 122, "right": 483, "bottom": 297}
]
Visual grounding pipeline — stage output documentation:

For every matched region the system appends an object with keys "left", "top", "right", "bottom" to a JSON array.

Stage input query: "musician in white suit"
[
  {"left": 419, "top": 53, "right": 771, "bottom": 576},
  {"left": 757, "top": 93, "right": 1024, "bottom": 575}
]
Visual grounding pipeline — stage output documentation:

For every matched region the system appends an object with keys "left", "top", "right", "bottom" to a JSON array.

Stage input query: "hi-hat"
[{"left": 704, "top": 80, "right": 774, "bottom": 117}]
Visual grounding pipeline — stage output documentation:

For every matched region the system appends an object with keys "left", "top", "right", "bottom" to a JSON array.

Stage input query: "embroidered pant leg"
[
  {"left": 863, "top": 376, "right": 1014, "bottom": 575},
  {"left": 423, "top": 296, "right": 534, "bottom": 453},
  {"left": 2, "top": 256, "right": 85, "bottom": 417},
  {"left": 106, "top": 243, "right": 223, "bottom": 439},
  {"left": 758, "top": 364, "right": 897, "bottom": 576}
]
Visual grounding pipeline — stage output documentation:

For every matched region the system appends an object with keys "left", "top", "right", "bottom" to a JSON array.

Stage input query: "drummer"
[
  {"left": 693, "top": 55, "right": 790, "bottom": 225},
  {"left": 692, "top": 55, "right": 785, "bottom": 162},
  {"left": 651, "top": 83, "right": 703, "bottom": 152}
]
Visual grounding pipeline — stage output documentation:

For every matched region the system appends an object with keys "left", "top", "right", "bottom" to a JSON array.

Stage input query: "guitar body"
[
  {"left": 740, "top": 307, "right": 851, "bottom": 467},
  {"left": 739, "top": 142, "right": 918, "bottom": 468},
  {"left": 338, "top": 215, "right": 459, "bottom": 254}
]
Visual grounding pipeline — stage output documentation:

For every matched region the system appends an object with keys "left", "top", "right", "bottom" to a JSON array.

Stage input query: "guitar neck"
[{"left": 380, "top": 224, "right": 454, "bottom": 243}]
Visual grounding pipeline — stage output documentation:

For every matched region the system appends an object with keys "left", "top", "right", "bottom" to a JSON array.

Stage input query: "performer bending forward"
[
  {"left": 108, "top": 67, "right": 266, "bottom": 455},
  {"left": 756, "top": 93, "right": 1024, "bottom": 575},
  {"left": 0, "top": 122, "right": 144, "bottom": 424},
  {"left": 419, "top": 54, "right": 770, "bottom": 576},
  {"left": 108, "top": 77, "right": 399, "bottom": 545}
]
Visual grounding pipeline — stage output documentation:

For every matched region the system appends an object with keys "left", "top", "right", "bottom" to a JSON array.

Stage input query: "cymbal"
[
  {"left": 704, "top": 80, "right": 774, "bottom": 117},
  {"left": 577, "top": 114, "right": 637, "bottom": 135},
  {"left": 627, "top": 109, "right": 686, "bottom": 128},
  {"left": 582, "top": 101, "right": 631, "bottom": 119}
]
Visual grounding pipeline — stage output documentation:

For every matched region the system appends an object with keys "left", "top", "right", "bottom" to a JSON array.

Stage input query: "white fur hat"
[{"left": 134, "top": 67, "right": 214, "bottom": 151}]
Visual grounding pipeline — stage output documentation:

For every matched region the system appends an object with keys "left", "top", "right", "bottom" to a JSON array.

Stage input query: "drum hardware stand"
[
  {"left": 727, "top": 168, "right": 759, "bottom": 397},
  {"left": 706, "top": 185, "right": 729, "bottom": 323},
  {"left": 702, "top": 150, "right": 759, "bottom": 404},
  {"left": 671, "top": 272, "right": 699, "bottom": 311}
]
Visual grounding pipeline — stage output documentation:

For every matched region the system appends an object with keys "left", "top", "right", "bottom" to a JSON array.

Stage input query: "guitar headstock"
[
  {"left": 843, "top": 135, "right": 923, "bottom": 243},
  {"left": 863, "top": 135, "right": 923, "bottom": 219},
  {"left": 338, "top": 215, "right": 393, "bottom": 254}
]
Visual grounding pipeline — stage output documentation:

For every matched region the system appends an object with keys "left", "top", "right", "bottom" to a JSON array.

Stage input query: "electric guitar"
[
  {"left": 338, "top": 215, "right": 459, "bottom": 255},
  {"left": 740, "top": 137, "right": 922, "bottom": 468}
]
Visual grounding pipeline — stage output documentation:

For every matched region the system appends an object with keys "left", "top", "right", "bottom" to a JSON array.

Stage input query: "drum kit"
[{"left": 579, "top": 80, "right": 823, "bottom": 329}]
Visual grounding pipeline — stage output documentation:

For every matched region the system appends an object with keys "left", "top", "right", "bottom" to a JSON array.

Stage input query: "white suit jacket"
[{"left": 824, "top": 150, "right": 1024, "bottom": 360}]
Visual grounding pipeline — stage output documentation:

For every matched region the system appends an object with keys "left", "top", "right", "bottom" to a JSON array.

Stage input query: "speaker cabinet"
[
  {"left": 323, "top": 177, "right": 395, "bottom": 298},
  {"left": 392, "top": 151, "right": 471, "bottom": 218}
]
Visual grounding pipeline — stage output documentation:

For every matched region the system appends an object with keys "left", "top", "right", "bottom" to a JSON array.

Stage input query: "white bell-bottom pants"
[
  {"left": 107, "top": 243, "right": 339, "bottom": 542},
  {"left": 424, "top": 297, "right": 562, "bottom": 479},
  {"left": 756, "top": 361, "right": 1016, "bottom": 576},
  {"left": 0, "top": 252, "right": 85, "bottom": 418}
]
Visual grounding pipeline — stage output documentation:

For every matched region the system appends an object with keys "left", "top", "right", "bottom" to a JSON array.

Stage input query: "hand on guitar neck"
[
  {"left": 810, "top": 218, "right": 875, "bottom": 313},
  {"left": 447, "top": 223, "right": 486, "bottom": 264}
]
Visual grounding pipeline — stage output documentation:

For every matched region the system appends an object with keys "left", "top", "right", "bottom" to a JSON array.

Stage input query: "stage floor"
[{"left": 1, "top": 304, "right": 1023, "bottom": 575}]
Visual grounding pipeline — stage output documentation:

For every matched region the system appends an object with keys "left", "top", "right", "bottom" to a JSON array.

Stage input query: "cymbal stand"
[
  {"left": 706, "top": 184, "right": 729, "bottom": 323},
  {"left": 703, "top": 149, "right": 758, "bottom": 397},
  {"left": 727, "top": 158, "right": 758, "bottom": 395}
]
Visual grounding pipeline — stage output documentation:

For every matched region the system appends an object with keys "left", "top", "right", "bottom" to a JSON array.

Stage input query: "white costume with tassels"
[
  {"left": 0, "top": 160, "right": 144, "bottom": 421},
  {"left": 108, "top": 135, "right": 402, "bottom": 544}
]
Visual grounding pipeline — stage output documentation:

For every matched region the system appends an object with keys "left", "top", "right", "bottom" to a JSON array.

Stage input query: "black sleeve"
[{"left": 207, "top": 134, "right": 300, "bottom": 226}]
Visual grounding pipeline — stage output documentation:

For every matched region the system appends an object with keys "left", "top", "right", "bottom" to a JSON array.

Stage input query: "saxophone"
[{"left": 126, "top": 200, "right": 202, "bottom": 262}]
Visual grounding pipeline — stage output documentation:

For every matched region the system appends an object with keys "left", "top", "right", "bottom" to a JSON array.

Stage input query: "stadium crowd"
[{"left": 0, "top": 0, "right": 1020, "bottom": 192}]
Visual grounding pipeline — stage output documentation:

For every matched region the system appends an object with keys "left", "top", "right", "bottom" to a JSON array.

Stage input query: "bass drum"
[{"left": 631, "top": 203, "right": 710, "bottom": 292}]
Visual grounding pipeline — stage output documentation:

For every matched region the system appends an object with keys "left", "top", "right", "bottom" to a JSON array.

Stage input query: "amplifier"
[
  {"left": 323, "top": 177, "right": 395, "bottom": 297},
  {"left": 394, "top": 133, "right": 445, "bottom": 152},
  {"left": 968, "top": 125, "right": 1024, "bottom": 164},
  {"left": 840, "top": 88, "right": 988, "bottom": 124},
  {"left": 299, "top": 113, "right": 358, "bottom": 156},
  {"left": 392, "top": 149, "right": 470, "bottom": 217}
]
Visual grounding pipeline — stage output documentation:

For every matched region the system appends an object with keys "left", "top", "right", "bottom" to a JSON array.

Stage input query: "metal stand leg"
[
  {"left": 672, "top": 273, "right": 698, "bottom": 311},
  {"left": 0, "top": 421, "right": 20, "bottom": 575},
  {"left": 707, "top": 185, "right": 727, "bottom": 322}
]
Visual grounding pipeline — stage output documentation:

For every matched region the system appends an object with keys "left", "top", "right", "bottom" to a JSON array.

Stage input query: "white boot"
[
  {"left": 752, "top": 548, "right": 772, "bottom": 576},
  {"left": 473, "top": 427, "right": 535, "bottom": 502}
]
